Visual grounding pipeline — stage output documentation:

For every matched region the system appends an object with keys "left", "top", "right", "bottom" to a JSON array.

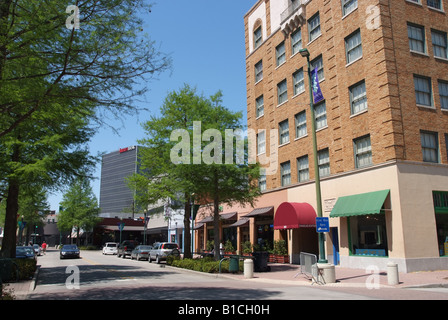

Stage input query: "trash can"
[
  {"left": 252, "top": 251, "right": 270, "bottom": 272},
  {"left": 228, "top": 255, "right": 239, "bottom": 273}
]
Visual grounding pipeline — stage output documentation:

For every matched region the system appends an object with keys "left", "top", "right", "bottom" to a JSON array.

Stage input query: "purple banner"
[{"left": 312, "top": 66, "right": 324, "bottom": 104}]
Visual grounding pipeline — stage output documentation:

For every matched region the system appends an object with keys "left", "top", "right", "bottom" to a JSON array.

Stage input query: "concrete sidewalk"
[{"left": 224, "top": 263, "right": 448, "bottom": 289}]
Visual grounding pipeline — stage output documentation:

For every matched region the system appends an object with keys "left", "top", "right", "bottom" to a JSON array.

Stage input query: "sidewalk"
[{"left": 224, "top": 263, "right": 448, "bottom": 289}]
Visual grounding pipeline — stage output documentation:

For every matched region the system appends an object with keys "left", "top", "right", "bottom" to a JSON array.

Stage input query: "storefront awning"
[
  {"left": 274, "top": 202, "right": 316, "bottom": 230},
  {"left": 227, "top": 218, "right": 250, "bottom": 228},
  {"left": 244, "top": 206, "right": 274, "bottom": 217},
  {"left": 330, "top": 189, "right": 390, "bottom": 218}
]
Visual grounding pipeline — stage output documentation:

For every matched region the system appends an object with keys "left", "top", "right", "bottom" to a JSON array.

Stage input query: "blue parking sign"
[{"left": 316, "top": 217, "right": 330, "bottom": 233}]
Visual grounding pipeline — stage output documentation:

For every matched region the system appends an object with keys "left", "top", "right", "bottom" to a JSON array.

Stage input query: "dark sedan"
[
  {"left": 60, "top": 245, "right": 80, "bottom": 259},
  {"left": 16, "top": 246, "right": 36, "bottom": 260}
]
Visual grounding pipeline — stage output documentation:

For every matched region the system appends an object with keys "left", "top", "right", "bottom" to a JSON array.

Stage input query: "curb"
[{"left": 29, "top": 265, "right": 40, "bottom": 292}]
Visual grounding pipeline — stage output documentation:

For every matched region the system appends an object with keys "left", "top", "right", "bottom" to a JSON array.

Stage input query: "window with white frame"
[
  {"left": 254, "top": 26, "right": 262, "bottom": 50},
  {"left": 291, "top": 28, "right": 302, "bottom": 55},
  {"left": 255, "top": 60, "right": 263, "bottom": 82},
  {"left": 257, "top": 130, "right": 266, "bottom": 155},
  {"left": 414, "top": 75, "right": 433, "bottom": 107},
  {"left": 342, "top": 0, "right": 358, "bottom": 16},
  {"left": 314, "top": 101, "right": 327, "bottom": 130},
  {"left": 432, "top": 29, "right": 447, "bottom": 59},
  {"left": 311, "top": 55, "right": 324, "bottom": 81},
  {"left": 277, "top": 79, "right": 288, "bottom": 105},
  {"left": 350, "top": 80, "right": 368, "bottom": 114},
  {"left": 408, "top": 23, "right": 426, "bottom": 53},
  {"left": 276, "top": 41, "right": 286, "bottom": 66},
  {"left": 293, "top": 68, "right": 305, "bottom": 96},
  {"left": 295, "top": 111, "right": 307, "bottom": 139},
  {"left": 427, "top": 0, "right": 442, "bottom": 10},
  {"left": 345, "top": 29, "right": 362, "bottom": 64},
  {"left": 308, "top": 12, "right": 321, "bottom": 43},
  {"left": 438, "top": 80, "right": 448, "bottom": 110},
  {"left": 279, "top": 119, "right": 290, "bottom": 145},
  {"left": 281, "top": 161, "right": 291, "bottom": 186},
  {"left": 256, "top": 95, "right": 264, "bottom": 118},
  {"left": 297, "top": 155, "right": 309, "bottom": 182},
  {"left": 421, "top": 131, "right": 439, "bottom": 163},
  {"left": 258, "top": 173, "right": 266, "bottom": 191},
  {"left": 354, "top": 135, "right": 372, "bottom": 168},
  {"left": 318, "top": 148, "right": 330, "bottom": 177}
]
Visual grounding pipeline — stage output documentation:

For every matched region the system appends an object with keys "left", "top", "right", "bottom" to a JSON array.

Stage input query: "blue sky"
[{"left": 48, "top": 1, "right": 255, "bottom": 211}]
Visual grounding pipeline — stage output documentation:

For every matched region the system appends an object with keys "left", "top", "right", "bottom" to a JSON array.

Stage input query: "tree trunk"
[
  {"left": 183, "top": 197, "right": 192, "bottom": 259},
  {"left": 0, "top": 144, "right": 20, "bottom": 258}
]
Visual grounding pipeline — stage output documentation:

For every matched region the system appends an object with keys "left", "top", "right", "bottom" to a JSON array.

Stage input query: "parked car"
[
  {"left": 148, "top": 242, "right": 180, "bottom": 264},
  {"left": 33, "top": 244, "right": 42, "bottom": 256},
  {"left": 16, "top": 246, "right": 36, "bottom": 260},
  {"left": 131, "top": 245, "right": 153, "bottom": 261},
  {"left": 117, "top": 240, "right": 138, "bottom": 259},
  {"left": 102, "top": 242, "right": 118, "bottom": 255},
  {"left": 60, "top": 244, "right": 80, "bottom": 259}
]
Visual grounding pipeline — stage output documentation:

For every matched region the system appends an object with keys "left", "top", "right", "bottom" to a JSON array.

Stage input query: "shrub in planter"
[{"left": 12, "top": 259, "right": 37, "bottom": 280}]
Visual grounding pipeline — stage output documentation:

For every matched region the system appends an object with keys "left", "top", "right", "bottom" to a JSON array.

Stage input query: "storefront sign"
[{"left": 119, "top": 145, "right": 136, "bottom": 153}]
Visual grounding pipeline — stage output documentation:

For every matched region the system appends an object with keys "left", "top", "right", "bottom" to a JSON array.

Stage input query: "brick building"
[{"left": 195, "top": 0, "right": 448, "bottom": 272}]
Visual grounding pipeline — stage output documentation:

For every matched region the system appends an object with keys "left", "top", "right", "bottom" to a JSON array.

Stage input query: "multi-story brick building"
[{"left": 195, "top": 0, "right": 448, "bottom": 272}]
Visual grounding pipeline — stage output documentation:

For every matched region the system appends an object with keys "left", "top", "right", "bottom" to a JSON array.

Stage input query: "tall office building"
[
  {"left": 99, "top": 145, "right": 143, "bottom": 218},
  {"left": 200, "top": 0, "right": 448, "bottom": 272}
]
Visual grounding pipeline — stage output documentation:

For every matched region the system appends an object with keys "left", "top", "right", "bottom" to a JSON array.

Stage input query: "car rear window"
[
  {"left": 107, "top": 243, "right": 117, "bottom": 247},
  {"left": 162, "top": 243, "right": 178, "bottom": 249}
]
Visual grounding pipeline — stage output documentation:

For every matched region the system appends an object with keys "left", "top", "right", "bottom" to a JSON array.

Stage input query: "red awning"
[{"left": 274, "top": 202, "right": 316, "bottom": 230}]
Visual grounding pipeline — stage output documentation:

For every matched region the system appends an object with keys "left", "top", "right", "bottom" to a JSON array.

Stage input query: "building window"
[
  {"left": 254, "top": 26, "right": 262, "bottom": 50},
  {"left": 354, "top": 135, "right": 372, "bottom": 168},
  {"left": 257, "top": 130, "right": 266, "bottom": 155},
  {"left": 432, "top": 29, "right": 448, "bottom": 59},
  {"left": 293, "top": 68, "right": 305, "bottom": 96},
  {"left": 427, "top": 0, "right": 442, "bottom": 10},
  {"left": 345, "top": 29, "right": 362, "bottom": 64},
  {"left": 349, "top": 80, "right": 368, "bottom": 114},
  {"left": 255, "top": 60, "right": 263, "bottom": 82},
  {"left": 295, "top": 110, "right": 307, "bottom": 139},
  {"left": 421, "top": 131, "right": 439, "bottom": 163},
  {"left": 314, "top": 101, "right": 327, "bottom": 130},
  {"left": 408, "top": 23, "right": 426, "bottom": 53},
  {"left": 438, "top": 80, "right": 448, "bottom": 110},
  {"left": 291, "top": 28, "right": 302, "bottom": 55},
  {"left": 414, "top": 75, "right": 433, "bottom": 107},
  {"left": 349, "top": 214, "right": 389, "bottom": 257},
  {"left": 311, "top": 55, "right": 324, "bottom": 81},
  {"left": 276, "top": 41, "right": 286, "bottom": 66},
  {"left": 277, "top": 79, "right": 288, "bottom": 105},
  {"left": 297, "top": 155, "right": 309, "bottom": 182},
  {"left": 280, "top": 161, "right": 291, "bottom": 186},
  {"left": 318, "top": 148, "right": 330, "bottom": 177},
  {"left": 308, "top": 12, "right": 321, "bottom": 43},
  {"left": 259, "top": 173, "right": 266, "bottom": 191},
  {"left": 279, "top": 119, "right": 290, "bottom": 145},
  {"left": 342, "top": 0, "right": 358, "bottom": 16},
  {"left": 256, "top": 95, "right": 264, "bottom": 118}
]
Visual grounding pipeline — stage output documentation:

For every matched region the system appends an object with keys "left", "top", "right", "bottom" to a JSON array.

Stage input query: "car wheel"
[
  {"left": 148, "top": 255, "right": 152, "bottom": 263},
  {"left": 156, "top": 255, "right": 160, "bottom": 264}
]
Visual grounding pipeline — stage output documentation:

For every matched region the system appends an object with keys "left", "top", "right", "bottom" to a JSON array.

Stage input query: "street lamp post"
[{"left": 300, "top": 48, "right": 328, "bottom": 264}]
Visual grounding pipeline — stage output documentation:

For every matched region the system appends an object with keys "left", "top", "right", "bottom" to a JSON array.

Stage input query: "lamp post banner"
[{"left": 312, "top": 66, "right": 324, "bottom": 104}]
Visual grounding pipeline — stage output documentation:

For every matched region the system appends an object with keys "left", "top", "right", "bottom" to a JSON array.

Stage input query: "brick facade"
[{"left": 245, "top": 0, "right": 448, "bottom": 191}]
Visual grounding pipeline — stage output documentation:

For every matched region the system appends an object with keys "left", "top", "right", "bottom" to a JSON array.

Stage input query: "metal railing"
[
  {"left": 295, "top": 252, "right": 324, "bottom": 284},
  {"left": 280, "top": 0, "right": 302, "bottom": 24}
]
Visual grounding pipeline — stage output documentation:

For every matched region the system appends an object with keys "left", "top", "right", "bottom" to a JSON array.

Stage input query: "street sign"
[{"left": 316, "top": 217, "right": 330, "bottom": 233}]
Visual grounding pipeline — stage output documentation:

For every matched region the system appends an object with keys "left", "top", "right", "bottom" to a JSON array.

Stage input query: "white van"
[{"left": 102, "top": 242, "right": 118, "bottom": 255}]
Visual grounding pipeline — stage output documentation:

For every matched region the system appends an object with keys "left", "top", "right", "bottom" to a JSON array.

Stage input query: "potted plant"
[
  {"left": 224, "top": 240, "right": 235, "bottom": 254},
  {"left": 241, "top": 241, "right": 252, "bottom": 256},
  {"left": 206, "top": 240, "right": 214, "bottom": 253},
  {"left": 273, "top": 240, "right": 289, "bottom": 263}
]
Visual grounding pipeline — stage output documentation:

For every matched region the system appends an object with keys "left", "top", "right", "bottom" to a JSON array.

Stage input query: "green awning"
[{"left": 330, "top": 189, "right": 390, "bottom": 218}]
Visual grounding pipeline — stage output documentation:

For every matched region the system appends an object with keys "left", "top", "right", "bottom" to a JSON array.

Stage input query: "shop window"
[
  {"left": 348, "top": 214, "right": 389, "bottom": 256},
  {"left": 433, "top": 191, "right": 448, "bottom": 256}
]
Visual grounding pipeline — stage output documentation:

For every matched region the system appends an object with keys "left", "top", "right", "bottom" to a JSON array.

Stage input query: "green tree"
[
  {"left": 58, "top": 176, "right": 100, "bottom": 246},
  {"left": 0, "top": 0, "right": 171, "bottom": 257},
  {"left": 130, "top": 85, "right": 260, "bottom": 260}
]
